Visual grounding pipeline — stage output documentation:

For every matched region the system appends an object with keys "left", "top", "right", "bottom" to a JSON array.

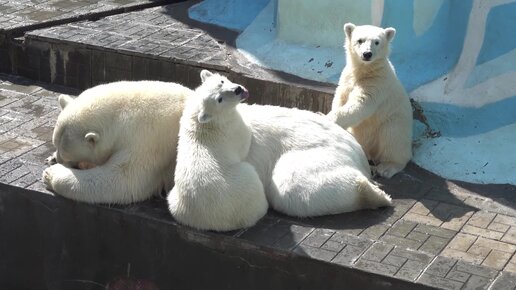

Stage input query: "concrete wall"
[
  {"left": 0, "top": 183, "right": 431, "bottom": 290},
  {"left": 189, "top": 0, "right": 516, "bottom": 185},
  {"left": 276, "top": 0, "right": 376, "bottom": 48}
]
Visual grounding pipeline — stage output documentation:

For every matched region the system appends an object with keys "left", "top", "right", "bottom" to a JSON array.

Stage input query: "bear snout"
[
  {"left": 234, "top": 86, "right": 243, "bottom": 95},
  {"left": 237, "top": 86, "right": 250, "bottom": 101},
  {"left": 362, "top": 51, "right": 373, "bottom": 61}
]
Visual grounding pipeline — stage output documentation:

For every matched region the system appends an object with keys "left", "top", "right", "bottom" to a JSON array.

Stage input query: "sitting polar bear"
[
  {"left": 169, "top": 70, "right": 391, "bottom": 230},
  {"left": 328, "top": 23, "right": 413, "bottom": 178},
  {"left": 168, "top": 70, "right": 268, "bottom": 231},
  {"left": 42, "top": 81, "right": 192, "bottom": 204}
]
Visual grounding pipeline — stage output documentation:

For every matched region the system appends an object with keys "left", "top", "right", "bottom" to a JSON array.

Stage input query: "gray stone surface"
[
  {"left": 27, "top": 6, "right": 228, "bottom": 70},
  {"left": 0, "top": 0, "right": 179, "bottom": 36},
  {"left": 418, "top": 256, "right": 499, "bottom": 290},
  {"left": 491, "top": 271, "right": 516, "bottom": 290}
]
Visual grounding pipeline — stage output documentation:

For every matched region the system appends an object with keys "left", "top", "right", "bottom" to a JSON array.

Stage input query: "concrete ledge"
[
  {"left": 0, "top": 183, "right": 433, "bottom": 290},
  {"left": 1, "top": 2, "right": 336, "bottom": 114},
  {"left": 0, "top": 0, "right": 187, "bottom": 38}
]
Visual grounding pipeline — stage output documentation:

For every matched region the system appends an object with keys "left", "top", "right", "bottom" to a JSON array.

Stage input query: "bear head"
[
  {"left": 195, "top": 70, "right": 249, "bottom": 124},
  {"left": 344, "top": 23, "right": 396, "bottom": 64},
  {"left": 52, "top": 94, "right": 112, "bottom": 166}
]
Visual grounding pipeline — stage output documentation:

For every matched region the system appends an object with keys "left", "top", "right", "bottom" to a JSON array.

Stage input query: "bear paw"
[
  {"left": 326, "top": 111, "right": 338, "bottom": 123},
  {"left": 45, "top": 152, "right": 57, "bottom": 165},
  {"left": 42, "top": 166, "right": 54, "bottom": 190},
  {"left": 374, "top": 162, "right": 403, "bottom": 179},
  {"left": 327, "top": 111, "right": 352, "bottom": 129}
]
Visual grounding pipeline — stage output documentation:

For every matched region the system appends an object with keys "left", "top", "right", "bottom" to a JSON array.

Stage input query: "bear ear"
[
  {"left": 385, "top": 27, "right": 396, "bottom": 42},
  {"left": 84, "top": 132, "right": 99, "bottom": 145},
  {"left": 344, "top": 23, "right": 356, "bottom": 39},
  {"left": 200, "top": 70, "right": 213, "bottom": 83},
  {"left": 58, "top": 94, "right": 74, "bottom": 110},
  {"left": 198, "top": 111, "right": 212, "bottom": 124}
]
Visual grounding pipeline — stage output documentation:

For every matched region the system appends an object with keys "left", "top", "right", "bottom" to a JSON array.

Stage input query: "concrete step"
[
  {"left": 0, "top": 182, "right": 435, "bottom": 290},
  {"left": 0, "top": 0, "right": 186, "bottom": 38},
  {"left": 1, "top": 2, "right": 335, "bottom": 114}
]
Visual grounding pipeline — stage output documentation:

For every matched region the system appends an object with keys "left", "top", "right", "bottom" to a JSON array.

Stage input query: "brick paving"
[
  {"left": 1, "top": 1, "right": 516, "bottom": 289},
  {"left": 26, "top": 5, "right": 229, "bottom": 74},
  {"left": 0, "top": 0, "right": 181, "bottom": 36}
]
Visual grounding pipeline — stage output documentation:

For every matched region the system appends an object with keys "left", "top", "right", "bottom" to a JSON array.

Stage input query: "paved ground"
[
  {"left": 0, "top": 0, "right": 182, "bottom": 37},
  {"left": 1, "top": 1, "right": 516, "bottom": 289}
]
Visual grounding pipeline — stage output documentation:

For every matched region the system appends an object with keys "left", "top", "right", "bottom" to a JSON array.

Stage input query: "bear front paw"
[
  {"left": 374, "top": 162, "right": 403, "bottom": 179},
  {"left": 328, "top": 112, "right": 352, "bottom": 129},
  {"left": 326, "top": 111, "right": 338, "bottom": 122},
  {"left": 42, "top": 167, "right": 54, "bottom": 190},
  {"left": 45, "top": 152, "right": 57, "bottom": 165}
]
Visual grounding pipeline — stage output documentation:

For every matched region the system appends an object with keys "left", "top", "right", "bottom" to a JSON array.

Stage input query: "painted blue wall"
[
  {"left": 421, "top": 96, "right": 516, "bottom": 138},
  {"left": 477, "top": 3, "right": 516, "bottom": 65},
  {"left": 385, "top": 0, "right": 472, "bottom": 91},
  {"left": 190, "top": 0, "right": 516, "bottom": 184},
  {"left": 189, "top": 0, "right": 270, "bottom": 32}
]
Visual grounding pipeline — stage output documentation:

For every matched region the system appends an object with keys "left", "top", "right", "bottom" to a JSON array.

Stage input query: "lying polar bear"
[
  {"left": 169, "top": 70, "right": 391, "bottom": 230},
  {"left": 168, "top": 70, "right": 268, "bottom": 231},
  {"left": 43, "top": 81, "right": 192, "bottom": 204},
  {"left": 242, "top": 101, "right": 392, "bottom": 217}
]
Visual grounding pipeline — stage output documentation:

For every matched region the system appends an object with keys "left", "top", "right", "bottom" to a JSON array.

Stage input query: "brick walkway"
[
  {"left": 1, "top": 1, "right": 516, "bottom": 289},
  {"left": 0, "top": 0, "right": 179, "bottom": 36}
]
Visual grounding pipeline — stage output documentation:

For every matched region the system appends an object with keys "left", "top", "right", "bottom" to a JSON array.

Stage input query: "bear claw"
[
  {"left": 45, "top": 152, "right": 57, "bottom": 165},
  {"left": 42, "top": 168, "right": 53, "bottom": 189}
]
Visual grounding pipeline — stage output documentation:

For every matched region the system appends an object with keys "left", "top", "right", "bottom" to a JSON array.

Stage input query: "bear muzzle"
[
  {"left": 237, "top": 87, "right": 250, "bottom": 102},
  {"left": 362, "top": 51, "right": 373, "bottom": 61}
]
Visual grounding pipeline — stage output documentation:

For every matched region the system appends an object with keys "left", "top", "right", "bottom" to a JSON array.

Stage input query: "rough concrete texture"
[
  {"left": 0, "top": 0, "right": 183, "bottom": 37},
  {"left": 0, "top": 1, "right": 516, "bottom": 289}
]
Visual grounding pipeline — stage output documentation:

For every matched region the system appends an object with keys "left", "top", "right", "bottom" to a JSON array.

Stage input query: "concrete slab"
[{"left": 0, "top": 0, "right": 185, "bottom": 37}]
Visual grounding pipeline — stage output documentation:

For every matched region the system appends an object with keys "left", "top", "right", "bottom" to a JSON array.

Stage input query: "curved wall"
[{"left": 190, "top": 0, "right": 516, "bottom": 185}]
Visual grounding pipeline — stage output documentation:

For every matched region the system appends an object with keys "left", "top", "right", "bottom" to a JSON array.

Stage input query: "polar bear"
[
  {"left": 242, "top": 105, "right": 392, "bottom": 218},
  {"left": 168, "top": 70, "right": 268, "bottom": 231},
  {"left": 328, "top": 23, "right": 413, "bottom": 178},
  {"left": 171, "top": 71, "right": 391, "bottom": 220},
  {"left": 42, "top": 81, "right": 192, "bottom": 204}
]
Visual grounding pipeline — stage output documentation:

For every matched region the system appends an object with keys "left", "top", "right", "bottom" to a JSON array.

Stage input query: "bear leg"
[{"left": 375, "top": 118, "right": 412, "bottom": 178}]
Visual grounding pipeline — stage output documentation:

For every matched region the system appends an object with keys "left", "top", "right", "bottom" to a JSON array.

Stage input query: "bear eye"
[
  {"left": 358, "top": 39, "right": 364, "bottom": 44},
  {"left": 375, "top": 40, "right": 379, "bottom": 45},
  {"left": 220, "top": 80, "right": 224, "bottom": 84},
  {"left": 217, "top": 97, "right": 223, "bottom": 103}
]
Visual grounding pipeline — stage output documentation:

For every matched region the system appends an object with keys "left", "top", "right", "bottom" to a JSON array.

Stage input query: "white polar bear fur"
[
  {"left": 241, "top": 104, "right": 392, "bottom": 217},
  {"left": 328, "top": 23, "right": 413, "bottom": 178},
  {"left": 168, "top": 70, "right": 268, "bottom": 231},
  {"left": 42, "top": 81, "right": 192, "bottom": 204}
]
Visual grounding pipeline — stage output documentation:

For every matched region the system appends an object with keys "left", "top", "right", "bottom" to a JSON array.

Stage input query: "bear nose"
[
  {"left": 234, "top": 86, "right": 243, "bottom": 95},
  {"left": 363, "top": 51, "right": 372, "bottom": 60}
]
